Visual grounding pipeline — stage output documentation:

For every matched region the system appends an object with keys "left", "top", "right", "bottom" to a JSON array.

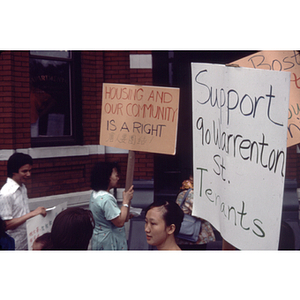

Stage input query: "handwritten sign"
[
  {"left": 192, "top": 63, "right": 290, "bottom": 250},
  {"left": 233, "top": 51, "right": 300, "bottom": 147},
  {"left": 26, "top": 202, "right": 67, "bottom": 250},
  {"left": 100, "top": 83, "right": 180, "bottom": 155}
]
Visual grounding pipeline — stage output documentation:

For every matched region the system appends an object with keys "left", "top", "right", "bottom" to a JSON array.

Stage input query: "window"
[{"left": 29, "top": 51, "right": 82, "bottom": 147}]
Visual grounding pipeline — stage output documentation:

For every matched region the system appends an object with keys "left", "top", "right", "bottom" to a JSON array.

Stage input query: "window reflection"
[{"left": 30, "top": 57, "right": 71, "bottom": 137}]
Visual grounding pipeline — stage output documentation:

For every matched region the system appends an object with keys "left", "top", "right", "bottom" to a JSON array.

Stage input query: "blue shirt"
[{"left": 0, "top": 233, "right": 15, "bottom": 250}]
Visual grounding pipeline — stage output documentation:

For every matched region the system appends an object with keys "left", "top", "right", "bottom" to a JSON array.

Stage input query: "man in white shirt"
[{"left": 0, "top": 153, "right": 47, "bottom": 250}]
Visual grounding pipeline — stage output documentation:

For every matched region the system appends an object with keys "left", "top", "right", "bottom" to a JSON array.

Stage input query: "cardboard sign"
[
  {"left": 26, "top": 202, "right": 67, "bottom": 250},
  {"left": 192, "top": 63, "right": 290, "bottom": 250},
  {"left": 100, "top": 83, "right": 180, "bottom": 155},
  {"left": 233, "top": 51, "right": 300, "bottom": 147}
]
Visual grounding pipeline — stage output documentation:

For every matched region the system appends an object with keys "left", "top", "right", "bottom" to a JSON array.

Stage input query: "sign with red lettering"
[
  {"left": 100, "top": 83, "right": 180, "bottom": 155},
  {"left": 26, "top": 202, "right": 67, "bottom": 250},
  {"left": 192, "top": 63, "right": 290, "bottom": 250},
  {"left": 232, "top": 51, "right": 300, "bottom": 147}
]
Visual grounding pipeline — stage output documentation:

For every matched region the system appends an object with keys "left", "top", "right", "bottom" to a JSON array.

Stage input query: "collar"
[
  {"left": 92, "top": 190, "right": 110, "bottom": 198},
  {"left": 0, "top": 177, "right": 22, "bottom": 196}
]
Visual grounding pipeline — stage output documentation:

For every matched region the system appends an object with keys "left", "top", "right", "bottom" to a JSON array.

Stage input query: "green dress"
[{"left": 89, "top": 190, "right": 127, "bottom": 250}]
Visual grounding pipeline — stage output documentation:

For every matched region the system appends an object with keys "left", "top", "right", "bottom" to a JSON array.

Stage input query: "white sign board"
[
  {"left": 232, "top": 51, "right": 300, "bottom": 148},
  {"left": 192, "top": 63, "right": 290, "bottom": 250},
  {"left": 26, "top": 202, "right": 67, "bottom": 250}
]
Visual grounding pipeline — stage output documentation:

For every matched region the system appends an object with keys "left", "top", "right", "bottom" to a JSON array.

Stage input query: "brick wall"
[
  {"left": 26, "top": 155, "right": 102, "bottom": 198},
  {"left": 0, "top": 51, "right": 31, "bottom": 150},
  {"left": 0, "top": 161, "right": 6, "bottom": 179},
  {"left": 81, "top": 51, "right": 104, "bottom": 145},
  {"left": 0, "top": 51, "right": 13, "bottom": 149},
  {"left": 104, "top": 51, "right": 130, "bottom": 83},
  {"left": 0, "top": 50, "right": 154, "bottom": 199}
]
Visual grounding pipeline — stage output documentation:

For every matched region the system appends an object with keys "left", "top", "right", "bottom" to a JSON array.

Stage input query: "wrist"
[{"left": 122, "top": 203, "right": 129, "bottom": 208}]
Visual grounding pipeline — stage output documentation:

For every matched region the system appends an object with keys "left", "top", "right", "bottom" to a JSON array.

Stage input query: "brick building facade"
[
  {"left": 0, "top": 51, "right": 154, "bottom": 205},
  {"left": 0, "top": 50, "right": 299, "bottom": 209}
]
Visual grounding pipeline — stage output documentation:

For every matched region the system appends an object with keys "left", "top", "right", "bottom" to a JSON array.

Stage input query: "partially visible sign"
[
  {"left": 100, "top": 83, "right": 180, "bottom": 155},
  {"left": 26, "top": 202, "right": 67, "bottom": 250},
  {"left": 233, "top": 51, "right": 300, "bottom": 147},
  {"left": 192, "top": 63, "right": 290, "bottom": 250}
]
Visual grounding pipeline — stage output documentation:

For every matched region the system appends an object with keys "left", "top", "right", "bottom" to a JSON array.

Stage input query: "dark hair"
[
  {"left": 51, "top": 207, "right": 95, "bottom": 250},
  {"left": 7, "top": 152, "right": 33, "bottom": 178},
  {"left": 34, "top": 232, "right": 53, "bottom": 250},
  {"left": 90, "top": 161, "right": 120, "bottom": 191},
  {"left": 145, "top": 199, "right": 184, "bottom": 236}
]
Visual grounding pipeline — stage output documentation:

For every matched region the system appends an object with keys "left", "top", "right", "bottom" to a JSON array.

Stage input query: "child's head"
[{"left": 32, "top": 233, "right": 52, "bottom": 250}]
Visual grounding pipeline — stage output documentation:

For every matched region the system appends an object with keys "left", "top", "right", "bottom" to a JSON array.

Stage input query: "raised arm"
[{"left": 111, "top": 185, "right": 134, "bottom": 227}]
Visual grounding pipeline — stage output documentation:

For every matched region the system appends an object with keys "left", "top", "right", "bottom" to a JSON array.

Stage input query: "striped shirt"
[{"left": 0, "top": 178, "right": 30, "bottom": 250}]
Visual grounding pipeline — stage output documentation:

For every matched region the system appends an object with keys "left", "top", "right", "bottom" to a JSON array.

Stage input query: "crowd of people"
[{"left": 0, "top": 152, "right": 213, "bottom": 251}]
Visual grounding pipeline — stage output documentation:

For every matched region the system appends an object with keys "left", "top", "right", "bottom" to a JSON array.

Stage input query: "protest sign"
[
  {"left": 26, "top": 202, "right": 67, "bottom": 250},
  {"left": 100, "top": 83, "right": 180, "bottom": 155},
  {"left": 192, "top": 63, "right": 290, "bottom": 250},
  {"left": 233, "top": 51, "right": 300, "bottom": 147}
]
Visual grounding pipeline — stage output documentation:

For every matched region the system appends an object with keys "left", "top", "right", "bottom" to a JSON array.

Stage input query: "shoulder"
[
  {"left": 185, "top": 189, "right": 194, "bottom": 201},
  {"left": 177, "top": 189, "right": 193, "bottom": 199},
  {"left": 176, "top": 191, "right": 185, "bottom": 199},
  {"left": 0, "top": 178, "right": 20, "bottom": 197},
  {"left": 187, "top": 190, "right": 194, "bottom": 197},
  {"left": 92, "top": 191, "right": 116, "bottom": 202}
]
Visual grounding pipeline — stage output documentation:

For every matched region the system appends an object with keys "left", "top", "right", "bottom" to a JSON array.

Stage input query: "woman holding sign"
[{"left": 89, "top": 162, "right": 134, "bottom": 250}]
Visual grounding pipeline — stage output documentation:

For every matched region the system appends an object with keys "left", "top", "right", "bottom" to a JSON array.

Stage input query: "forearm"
[
  {"left": 5, "top": 206, "right": 46, "bottom": 230},
  {"left": 112, "top": 205, "right": 129, "bottom": 227},
  {"left": 5, "top": 211, "right": 36, "bottom": 230},
  {"left": 111, "top": 185, "right": 133, "bottom": 227},
  {"left": 122, "top": 204, "right": 130, "bottom": 223},
  {"left": 111, "top": 204, "right": 131, "bottom": 227}
]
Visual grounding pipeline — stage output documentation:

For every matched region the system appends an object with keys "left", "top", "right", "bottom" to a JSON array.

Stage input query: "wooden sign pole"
[
  {"left": 125, "top": 150, "right": 135, "bottom": 221},
  {"left": 125, "top": 150, "right": 135, "bottom": 191}
]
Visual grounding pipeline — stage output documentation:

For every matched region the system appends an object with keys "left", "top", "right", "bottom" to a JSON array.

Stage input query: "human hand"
[
  {"left": 123, "top": 185, "right": 134, "bottom": 205},
  {"left": 34, "top": 206, "right": 47, "bottom": 217}
]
